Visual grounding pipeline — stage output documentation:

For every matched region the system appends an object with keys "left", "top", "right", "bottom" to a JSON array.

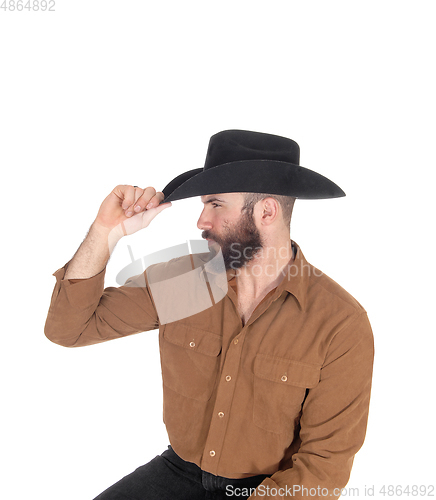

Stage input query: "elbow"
[
  {"left": 44, "top": 333, "right": 76, "bottom": 348},
  {"left": 44, "top": 318, "right": 79, "bottom": 348}
]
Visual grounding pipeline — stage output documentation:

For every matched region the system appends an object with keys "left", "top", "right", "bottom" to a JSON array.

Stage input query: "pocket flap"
[
  {"left": 254, "top": 353, "right": 320, "bottom": 388},
  {"left": 164, "top": 323, "right": 222, "bottom": 357}
]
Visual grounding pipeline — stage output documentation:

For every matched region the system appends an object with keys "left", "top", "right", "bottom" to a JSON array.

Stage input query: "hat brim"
[{"left": 161, "top": 160, "right": 345, "bottom": 203}]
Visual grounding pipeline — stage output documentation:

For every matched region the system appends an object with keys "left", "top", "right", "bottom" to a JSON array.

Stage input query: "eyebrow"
[{"left": 202, "top": 197, "right": 227, "bottom": 204}]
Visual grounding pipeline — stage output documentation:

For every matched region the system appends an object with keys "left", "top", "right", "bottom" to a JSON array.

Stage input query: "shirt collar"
[{"left": 224, "top": 240, "right": 310, "bottom": 311}]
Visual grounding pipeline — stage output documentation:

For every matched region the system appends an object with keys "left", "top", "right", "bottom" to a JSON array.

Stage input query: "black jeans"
[{"left": 93, "top": 446, "right": 270, "bottom": 500}]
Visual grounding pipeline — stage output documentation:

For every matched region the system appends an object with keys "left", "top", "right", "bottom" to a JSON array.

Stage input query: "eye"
[{"left": 212, "top": 203, "right": 221, "bottom": 208}]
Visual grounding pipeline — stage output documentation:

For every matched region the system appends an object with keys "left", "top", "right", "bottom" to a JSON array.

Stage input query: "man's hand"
[
  {"left": 94, "top": 185, "right": 172, "bottom": 251},
  {"left": 64, "top": 185, "right": 172, "bottom": 280},
  {"left": 95, "top": 185, "right": 171, "bottom": 231}
]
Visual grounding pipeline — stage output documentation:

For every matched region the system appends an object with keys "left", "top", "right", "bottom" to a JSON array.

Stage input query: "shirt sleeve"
[
  {"left": 249, "top": 312, "right": 374, "bottom": 500},
  {"left": 44, "top": 260, "right": 159, "bottom": 347}
]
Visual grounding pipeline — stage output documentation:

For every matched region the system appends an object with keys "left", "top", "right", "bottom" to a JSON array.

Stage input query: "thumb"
[
  {"left": 121, "top": 202, "right": 172, "bottom": 235},
  {"left": 107, "top": 202, "right": 172, "bottom": 251},
  {"left": 141, "top": 202, "right": 172, "bottom": 228}
]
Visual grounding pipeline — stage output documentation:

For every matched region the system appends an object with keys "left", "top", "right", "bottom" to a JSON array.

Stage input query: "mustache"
[{"left": 202, "top": 231, "right": 219, "bottom": 241}]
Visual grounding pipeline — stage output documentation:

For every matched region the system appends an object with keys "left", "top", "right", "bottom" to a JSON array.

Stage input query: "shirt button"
[
  {"left": 210, "top": 450, "right": 216, "bottom": 457},
  {"left": 225, "top": 375, "right": 232, "bottom": 382},
  {"left": 218, "top": 412, "right": 224, "bottom": 418},
  {"left": 189, "top": 341, "right": 195, "bottom": 348},
  {"left": 233, "top": 339, "right": 239, "bottom": 345},
  {"left": 281, "top": 375, "right": 288, "bottom": 382}
]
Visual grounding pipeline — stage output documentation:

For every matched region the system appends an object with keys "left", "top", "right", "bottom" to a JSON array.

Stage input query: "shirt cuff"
[{"left": 51, "top": 261, "right": 106, "bottom": 309}]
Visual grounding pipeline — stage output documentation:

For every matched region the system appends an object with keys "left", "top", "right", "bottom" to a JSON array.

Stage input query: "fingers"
[
  {"left": 115, "top": 185, "right": 169, "bottom": 219},
  {"left": 125, "top": 187, "right": 167, "bottom": 217},
  {"left": 144, "top": 190, "right": 166, "bottom": 210},
  {"left": 120, "top": 186, "right": 142, "bottom": 216},
  {"left": 120, "top": 185, "right": 139, "bottom": 211}
]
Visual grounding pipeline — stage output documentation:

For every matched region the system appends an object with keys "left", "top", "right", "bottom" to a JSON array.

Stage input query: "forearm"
[
  {"left": 64, "top": 221, "right": 122, "bottom": 280},
  {"left": 45, "top": 253, "right": 158, "bottom": 348}
]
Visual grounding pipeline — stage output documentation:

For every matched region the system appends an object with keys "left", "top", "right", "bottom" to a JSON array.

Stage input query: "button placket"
[{"left": 201, "top": 328, "right": 246, "bottom": 475}]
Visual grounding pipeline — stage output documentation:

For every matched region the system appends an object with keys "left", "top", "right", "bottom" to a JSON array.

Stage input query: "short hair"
[{"left": 241, "top": 193, "right": 296, "bottom": 229}]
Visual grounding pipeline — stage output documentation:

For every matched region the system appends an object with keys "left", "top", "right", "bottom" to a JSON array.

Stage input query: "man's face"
[{"left": 197, "top": 193, "right": 263, "bottom": 270}]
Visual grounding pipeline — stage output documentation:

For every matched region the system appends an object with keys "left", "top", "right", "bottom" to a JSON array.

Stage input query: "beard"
[{"left": 202, "top": 209, "right": 263, "bottom": 271}]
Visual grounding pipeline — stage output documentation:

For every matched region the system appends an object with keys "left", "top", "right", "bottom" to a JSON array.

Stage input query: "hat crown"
[{"left": 204, "top": 130, "right": 300, "bottom": 170}]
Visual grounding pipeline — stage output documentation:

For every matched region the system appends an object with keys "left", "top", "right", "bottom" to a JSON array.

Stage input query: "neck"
[{"left": 235, "top": 239, "right": 294, "bottom": 299}]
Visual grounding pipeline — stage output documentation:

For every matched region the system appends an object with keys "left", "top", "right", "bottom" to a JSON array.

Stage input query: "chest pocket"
[
  {"left": 253, "top": 353, "right": 321, "bottom": 436},
  {"left": 161, "top": 323, "right": 222, "bottom": 402}
]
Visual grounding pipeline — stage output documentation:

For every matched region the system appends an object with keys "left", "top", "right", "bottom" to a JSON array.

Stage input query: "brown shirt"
[{"left": 44, "top": 241, "right": 374, "bottom": 499}]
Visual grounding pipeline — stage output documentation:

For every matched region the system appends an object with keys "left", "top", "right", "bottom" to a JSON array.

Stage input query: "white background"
[{"left": 1, "top": 1, "right": 435, "bottom": 498}]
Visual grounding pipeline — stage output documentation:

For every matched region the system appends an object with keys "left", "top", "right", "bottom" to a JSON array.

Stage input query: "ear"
[{"left": 257, "top": 197, "right": 280, "bottom": 226}]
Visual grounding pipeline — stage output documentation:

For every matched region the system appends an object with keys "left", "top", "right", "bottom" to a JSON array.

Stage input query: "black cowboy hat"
[{"left": 161, "top": 130, "right": 345, "bottom": 203}]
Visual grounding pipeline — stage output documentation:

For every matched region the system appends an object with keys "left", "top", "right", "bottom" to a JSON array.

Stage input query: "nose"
[{"left": 197, "top": 208, "right": 213, "bottom": 231}]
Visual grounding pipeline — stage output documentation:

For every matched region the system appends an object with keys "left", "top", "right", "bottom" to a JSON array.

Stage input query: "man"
[{"left": 45, "top": 130, "right": 374, "bottom": 499}]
